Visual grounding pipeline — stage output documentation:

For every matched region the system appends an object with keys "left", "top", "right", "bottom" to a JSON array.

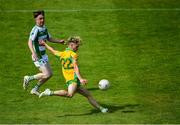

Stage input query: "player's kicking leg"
[{"left": 77, "top": 87, "right": 108, "bottom": 113}]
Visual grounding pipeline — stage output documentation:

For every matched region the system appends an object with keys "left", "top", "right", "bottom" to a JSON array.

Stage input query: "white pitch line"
[{"left": 0, "top": 8, "right": 180, "bottom": 13}]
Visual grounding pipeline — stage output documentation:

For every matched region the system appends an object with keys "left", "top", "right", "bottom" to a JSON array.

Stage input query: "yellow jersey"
[{"left": 55, "top": 48, "right": 78, "bottom": 83}]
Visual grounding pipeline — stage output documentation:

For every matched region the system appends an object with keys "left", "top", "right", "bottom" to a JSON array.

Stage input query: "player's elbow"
[
  {"left": 28, "top": 40, "right": 32, "bottom": 46},
  {"left": 47, "top": 37, "right": 52, "bottom": 42},
  {"left": 48, "top": 38, "right": 55, "bottom": 43},
  {"left": 74, "top": 66, "right": 79, "bottom": 73}
]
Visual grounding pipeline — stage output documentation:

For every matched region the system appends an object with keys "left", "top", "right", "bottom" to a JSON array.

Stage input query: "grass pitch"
[{"left": 0, "top": 0, "right": 180, "bottom": 124}]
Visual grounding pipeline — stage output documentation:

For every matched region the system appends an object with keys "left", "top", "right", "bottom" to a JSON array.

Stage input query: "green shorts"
[{"left": 66, "top": 78, "right": 81, "bottom": 88}]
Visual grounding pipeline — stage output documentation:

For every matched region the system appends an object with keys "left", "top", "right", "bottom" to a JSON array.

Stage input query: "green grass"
[{"left": 0, "top": 0, "right": 180, "bottom": 124}]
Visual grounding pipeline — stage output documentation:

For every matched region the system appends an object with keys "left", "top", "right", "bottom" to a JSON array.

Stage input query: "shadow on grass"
[
  {"left": 56, "top": 103, "right": 140, "bottom": 117},
  {"left": 104, "top": 104, "right": 140, "bottom": 113},
  {"left": 87, "top": 87, "right": 99, "bottom": 91},
  {"left": 57, "top": 110, "right": 99, "bottom": 117}
]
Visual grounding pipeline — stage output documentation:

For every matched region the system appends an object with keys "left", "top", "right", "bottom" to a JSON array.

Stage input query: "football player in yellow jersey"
[{"left": 39, "top": 36, "right": 108, "bottom": 113}]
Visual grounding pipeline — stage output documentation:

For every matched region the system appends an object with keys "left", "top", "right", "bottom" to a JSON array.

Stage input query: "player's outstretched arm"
[
  {"left": 48, "top": 38, "right": 64, "bottom": 44},
  {"left": 40, "top": 40, "right": 58, "bottom": 55}
]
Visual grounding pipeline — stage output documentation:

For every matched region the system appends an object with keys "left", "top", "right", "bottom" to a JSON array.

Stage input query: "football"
[{"left": 98, "top": 79, "right": 110, "bottom": 90}]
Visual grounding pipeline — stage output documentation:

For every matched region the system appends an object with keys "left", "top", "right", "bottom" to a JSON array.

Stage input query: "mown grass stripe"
[{"left": 0, "top": 8, "right": 180, "bottom": 13}]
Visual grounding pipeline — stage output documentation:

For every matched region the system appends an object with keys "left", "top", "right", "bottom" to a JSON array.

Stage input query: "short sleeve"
[
  {"left": 48, "top": 32, "right": 52, "bottom": 39},
  {"left": 71, "top": 52, "right": 78, "bottom": 62},
  {"left": 29, "top": 27, "right": 38, "bottom": 41}
]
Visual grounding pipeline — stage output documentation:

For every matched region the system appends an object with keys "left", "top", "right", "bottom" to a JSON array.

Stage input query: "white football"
[{"left": 98, "top": 79, "right": 110, "bottom": 90}]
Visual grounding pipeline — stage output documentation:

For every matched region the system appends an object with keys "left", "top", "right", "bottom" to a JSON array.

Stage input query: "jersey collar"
[
  {"left": 36, "top": 25, "right": 45, "bottom": 29},
  {"left": 66, "top": 47, "right": 75, "bottom": 52}
]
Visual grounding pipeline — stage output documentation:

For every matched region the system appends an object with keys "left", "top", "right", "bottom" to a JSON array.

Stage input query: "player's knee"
[
  {"left": 67, "top": 94, "right": 74, "bottom": 98},
  {"left": 63, "top": 91, "right": 68, "bottom": 96},
  {"left": 48, "top": 72, "right": 53, "bottom": 78},
  {"left": 43, "top": 72, "right": 53, "bottom": 79}
]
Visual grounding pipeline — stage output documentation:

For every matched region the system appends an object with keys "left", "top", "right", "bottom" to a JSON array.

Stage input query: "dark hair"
[{"left": 33, "top": 10, "right": 44, "bottom": 18}]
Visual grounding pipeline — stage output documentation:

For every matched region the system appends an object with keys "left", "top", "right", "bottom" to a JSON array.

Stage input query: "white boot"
[
  {"left": 23, "top": 76, "right": 30, "bottom": 90},
  {"left": 30, "top": 88, "right": 40, "bottom": 96},
  {"left": 39, "top": 88, "right": 51, "bottom": 98},
  {"left": 101, "top": 108, "right": 108, "bottom": 113}
]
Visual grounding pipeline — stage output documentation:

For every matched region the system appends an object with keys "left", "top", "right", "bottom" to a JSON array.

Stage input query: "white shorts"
[{"left": 32, "top": 54, "right": 49, "bottom": 68}]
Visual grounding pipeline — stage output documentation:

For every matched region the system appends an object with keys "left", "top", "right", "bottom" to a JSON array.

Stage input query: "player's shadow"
[
  {"left": 102, "top": 103, "right": 140, "bottom": 113},
  {"left": 56, "top": 103, "right": 140, "bottom": 117}
]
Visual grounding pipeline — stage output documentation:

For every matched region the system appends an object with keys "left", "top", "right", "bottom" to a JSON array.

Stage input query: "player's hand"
[
  {"left": 32, "top": 53, "right": 38, "bottom": 61},
  {"left": 59, "top": 39, "right": 64, "bottom": 44},
  {"left": 39, "top": 40, "right": 46, "bottom": 46},
  {"left": 80, "top": 79, "right": 88, "bottom": 85}
]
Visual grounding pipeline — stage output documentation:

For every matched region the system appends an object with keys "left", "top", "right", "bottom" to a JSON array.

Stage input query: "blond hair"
[{"left": 65, "top": 36, "right": 82, "bottom": 45}]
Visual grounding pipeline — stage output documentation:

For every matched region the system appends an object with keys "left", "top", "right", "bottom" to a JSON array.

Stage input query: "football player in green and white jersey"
[{"left": 23, "top": 10, "right": 64, "bottom": 95}]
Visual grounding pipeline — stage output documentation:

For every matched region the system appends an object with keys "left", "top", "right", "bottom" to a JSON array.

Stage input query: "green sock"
[
  {"left": 28, "top": 76, "right": 35, "bottom": 81},
  {"left": 34, "top": 83, "right": 41, "bottom": 91}
]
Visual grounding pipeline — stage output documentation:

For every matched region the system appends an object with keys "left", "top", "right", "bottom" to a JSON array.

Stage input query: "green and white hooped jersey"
[{"left": 29, "top": 25, "right": 51, "bottom": 59}]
